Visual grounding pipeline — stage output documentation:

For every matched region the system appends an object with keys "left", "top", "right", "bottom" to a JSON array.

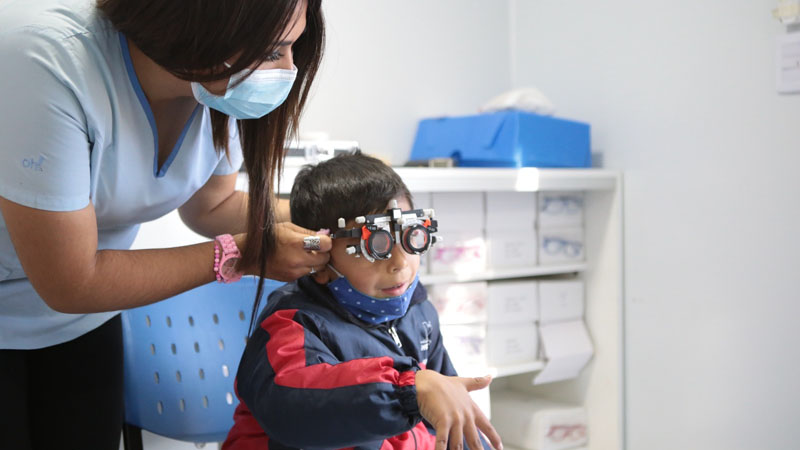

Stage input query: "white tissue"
[{"left": 480, "top": 88, "right": 556, "bottom": 116}]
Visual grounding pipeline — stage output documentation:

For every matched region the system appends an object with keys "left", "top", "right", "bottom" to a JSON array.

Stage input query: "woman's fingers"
[
  {"left": 284, "top": 222, "right": 332, "bottom": 252},
  {"left": 307, "top": 251, "right": 330, "bottom": 269},
  {"left": 262, "top": 223, "right": 333, "bottom": 280}
]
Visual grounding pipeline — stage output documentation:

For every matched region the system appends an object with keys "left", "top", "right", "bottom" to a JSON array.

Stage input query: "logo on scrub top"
[{"left": 22, "top": 156, "right": 44, "bottom": 172}]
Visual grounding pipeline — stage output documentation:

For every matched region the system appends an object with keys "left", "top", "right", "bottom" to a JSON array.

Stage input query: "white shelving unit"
[
  {"left": 135, "top": 167, "right": 624, "bottom": 450},
  {"left": 371, "top": 167, "right": 624, "bottom": 450},
  {"left": 419, "top": 263, "right": 587, "bottom": 285}
]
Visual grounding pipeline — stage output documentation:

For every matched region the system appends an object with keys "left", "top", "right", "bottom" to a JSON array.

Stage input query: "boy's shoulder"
[{"left": 264, "top": 277, "right": 328, "bottom": 315}]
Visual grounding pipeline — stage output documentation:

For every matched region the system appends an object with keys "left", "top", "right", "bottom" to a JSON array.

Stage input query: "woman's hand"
[
  {"left": 235, "top": 223, "right": 332, "bottom": 281},
  {"left": 415, "top": 370, "right": 503, "bottom": 450}
]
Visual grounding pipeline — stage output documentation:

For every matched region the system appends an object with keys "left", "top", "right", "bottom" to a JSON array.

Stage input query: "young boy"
[{"left": 223, "top": 151, "right": 501, "bottom": 450}]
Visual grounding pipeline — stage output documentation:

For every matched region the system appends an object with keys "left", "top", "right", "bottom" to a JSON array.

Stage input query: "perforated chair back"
[{"left": 121, "top": 277, "right": 283, "bottom": 444}]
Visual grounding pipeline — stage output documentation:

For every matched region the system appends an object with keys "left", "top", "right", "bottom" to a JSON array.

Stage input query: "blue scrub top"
[{"left": 0, "top": 0, "right": 244, "bottom": 349}]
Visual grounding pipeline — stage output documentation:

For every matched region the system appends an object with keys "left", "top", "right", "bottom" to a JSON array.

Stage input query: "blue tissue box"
[{"left": 409, "top": 111, "right": 590, "bottom": 168}]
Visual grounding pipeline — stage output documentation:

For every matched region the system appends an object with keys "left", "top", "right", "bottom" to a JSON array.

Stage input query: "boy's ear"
[{"left": 311, "top": 265, "right": 333, "bottom": 284}]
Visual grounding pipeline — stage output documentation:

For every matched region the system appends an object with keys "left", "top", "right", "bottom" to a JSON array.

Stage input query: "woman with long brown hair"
[
  {"left": 0, "top": 0, "right": 500, "bottom": 448},
  {"left": 0, "top": 0, "right": 327, "bottom": 447}
]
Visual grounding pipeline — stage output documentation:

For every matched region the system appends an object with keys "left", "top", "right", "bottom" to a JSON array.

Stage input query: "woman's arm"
[
  {"left": 177, "top": 173, "right": 294, "bottom": 236},
  {"left": 274, "top": 197, "right": 291, "bottom": 222},
  {"left": 178, "top": 172, "right": 247, "bottom": 238},
  {"left": 0, "top": 196, "right": 331, "bottom": 314},
  {"left": 0, "top": 197, "right": 215, "bottom": 313}
]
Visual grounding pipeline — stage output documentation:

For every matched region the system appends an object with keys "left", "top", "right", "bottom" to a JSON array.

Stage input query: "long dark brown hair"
[{"left": 97, "top": 0, "right": 325, "bottom": 321}]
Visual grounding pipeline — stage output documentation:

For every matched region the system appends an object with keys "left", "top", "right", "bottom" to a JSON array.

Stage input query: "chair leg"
[{"left": 122, "top": 423, "right": 144, "bottom": 450}]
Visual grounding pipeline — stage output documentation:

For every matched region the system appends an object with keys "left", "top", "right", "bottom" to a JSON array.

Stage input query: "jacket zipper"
[{"left": 387, "top": 325, "right": 403, "bottom": 348}]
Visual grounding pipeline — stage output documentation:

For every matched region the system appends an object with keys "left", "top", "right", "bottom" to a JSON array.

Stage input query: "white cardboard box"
[
  {"left": 487, "top": 280, "right": 539, "bottom": 325},
  {"left": 428, "top": 281, "right": 488, "bottom": 325},
  {"left": 431, "top": 192, "right": 485, "bottom": 233},
  {"left": 538, "top": 280, "right": 584, "bottom": 324},
  {"left": 538, "top": 191, "right": 584, "bottom": 228},
  {"left": 440, "top": 323, "right": 486, "bottom": 369},
  {"left": 429, "top": 231, "right": 486, "bottom": 275},
  {"left": 491, "top": 390, "right": 588, "bottom": 450},
  {"left": 486, "top": 322, "right": 538, "bottom": 366},
  {"left": 486, "top": 229, "right": 538, "bottom": 270},
  {"left": 486, "top": 191, "right": 537, "bottom": 231},
  {"left": 538, "top": 226, "right": 584, "bottom": 265}
]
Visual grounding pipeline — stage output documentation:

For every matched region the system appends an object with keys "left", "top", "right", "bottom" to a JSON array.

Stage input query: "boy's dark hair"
[{"left": 290, "top": 151, "right": 413, "bottom": 231}]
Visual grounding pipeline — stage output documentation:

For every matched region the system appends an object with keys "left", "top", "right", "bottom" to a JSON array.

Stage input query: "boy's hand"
[
  {"left": 237, "top": 223, "right": 332, "bottom": 281},
  {"left": 415, "top": 370, "right": 503, "bottom": 450}
]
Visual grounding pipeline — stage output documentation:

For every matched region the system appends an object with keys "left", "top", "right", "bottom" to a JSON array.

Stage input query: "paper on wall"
[{"left": 534, "top": 320, "right": 593, "bottom": 385}]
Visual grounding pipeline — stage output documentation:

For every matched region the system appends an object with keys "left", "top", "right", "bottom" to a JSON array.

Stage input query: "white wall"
[
  {"left": 299, "top": 0, "right": 513, "bottom": 165},
  {"left": 511, "top": 1, "right": 800, "bottom": 449}
]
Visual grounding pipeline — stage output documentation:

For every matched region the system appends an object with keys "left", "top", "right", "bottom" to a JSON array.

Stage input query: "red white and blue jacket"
[{"left": 222, "top": 275, "right": 484, "bottom": 450}]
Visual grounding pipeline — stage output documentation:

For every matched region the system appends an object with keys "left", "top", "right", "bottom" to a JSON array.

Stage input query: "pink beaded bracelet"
[{"left": 213, "top": 240, "right": 222, "bottom": 282}]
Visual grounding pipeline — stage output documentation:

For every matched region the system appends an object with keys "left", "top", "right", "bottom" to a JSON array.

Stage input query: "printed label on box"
[
  {"left": 486, "top": 230, "right": 538, "bottom": 270},
  {"left": 429, "top": 282, "right": 488, "bottom": 325},
  {"left": 440, "top": 323, "right": 487, "bottom": 369},
  {"left": 538, "top": 191, "right": 584, "bottom": 228},
  {"left": 539, "top": 226, "right": 584, "bottom": 265},
  {"left": 487, "top": 280, "right": 539, "bottom": 324},
  {"left": 539, "top": 280, "right": 584, "bottom": 324},
  {"left": 486, "top": 322, "right": 538, "bottom": 366},
  {"left": 430, "top": 232, "right": 486, "bottom": 275}
]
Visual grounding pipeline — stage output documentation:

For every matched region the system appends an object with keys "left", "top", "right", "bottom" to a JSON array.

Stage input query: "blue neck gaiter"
[{"left": 327, "top": 265, "right": 419, "bottom": 325}]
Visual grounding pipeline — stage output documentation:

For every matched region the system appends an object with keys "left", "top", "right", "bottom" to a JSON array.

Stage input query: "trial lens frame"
[{"left": 332, "top": 200, "right": 439, "bottom": 263}]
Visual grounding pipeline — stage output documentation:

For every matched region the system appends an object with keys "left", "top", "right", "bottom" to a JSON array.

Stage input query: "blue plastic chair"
[{"left": 121, "top": 277, "right": 284, "bottom": 449}]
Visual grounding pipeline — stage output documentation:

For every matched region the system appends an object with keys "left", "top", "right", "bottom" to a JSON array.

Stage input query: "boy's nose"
[{"left": 387, "top": 248, "right": 409, "bottom": 272}]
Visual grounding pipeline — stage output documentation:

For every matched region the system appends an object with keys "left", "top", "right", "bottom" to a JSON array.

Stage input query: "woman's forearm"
[{"left": 50, "top": 242, "right": 219, "bottom": 314}]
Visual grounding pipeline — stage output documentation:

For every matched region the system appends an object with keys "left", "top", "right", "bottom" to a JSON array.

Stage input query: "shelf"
[
  {"left": 268, "top": 167, "right": 619, "bottom": 194},
  {"left": 419, "top": 263, "right": 587, "bottom": 285},
  {"left": 456, "top": 360, "right": 546, "bottom": 379},
  {"left": 490, "top": 360, "right": 546, "bottom": 378}
]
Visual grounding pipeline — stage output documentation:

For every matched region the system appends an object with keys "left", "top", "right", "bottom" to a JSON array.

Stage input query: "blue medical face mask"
[
  {"left": 191, "top": 65, "right": 297, "bottom": 120},
  {"left": 326, "top": 264, "right": 420, "bottom": 325}
]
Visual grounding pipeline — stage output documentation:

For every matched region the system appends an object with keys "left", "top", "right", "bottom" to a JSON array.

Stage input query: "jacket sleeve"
[{"left": 235, "top": 308, "right": 423, "bottom": 449}]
